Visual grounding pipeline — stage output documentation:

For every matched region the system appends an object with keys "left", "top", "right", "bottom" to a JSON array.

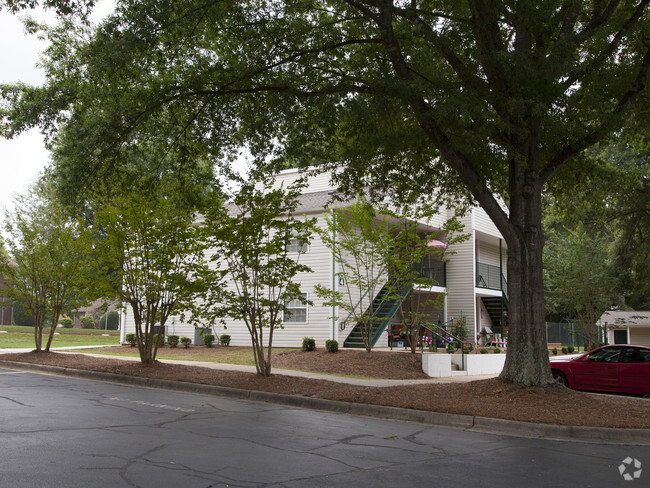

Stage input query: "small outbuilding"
[{"left": 599, "top": 310, "right": 650, "bottom": 346}]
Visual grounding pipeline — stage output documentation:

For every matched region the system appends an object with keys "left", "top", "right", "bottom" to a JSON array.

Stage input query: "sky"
[{"left": 0, "top": 2, "right": 115, "bottom": 215}]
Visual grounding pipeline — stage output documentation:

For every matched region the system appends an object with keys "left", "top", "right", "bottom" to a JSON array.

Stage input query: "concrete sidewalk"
[{"left": 62, "top": 351, "right": 499, "bottom": 387}]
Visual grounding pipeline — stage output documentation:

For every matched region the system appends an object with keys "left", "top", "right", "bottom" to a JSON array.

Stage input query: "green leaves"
[
  {"left": 93, "top": 185, "right": 207, "bottom": 363},
  {"left": 195, "top": 175, "right": 315, "bottom": 375},
  {"left": 0, "top": 186, "right": 95, "bottom": 350},
  {"left": 316, "top": 195, "right": 467, "bottom": 351}
]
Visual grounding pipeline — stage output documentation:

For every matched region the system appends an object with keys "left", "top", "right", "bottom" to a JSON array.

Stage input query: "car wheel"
[{"left": 552, "top": 370, "right": 568, "bottom": 387}]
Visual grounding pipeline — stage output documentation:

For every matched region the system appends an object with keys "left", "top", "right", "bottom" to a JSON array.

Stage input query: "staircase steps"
[{"left": 343, "top": 285, "right": 411, "bottom": 349}]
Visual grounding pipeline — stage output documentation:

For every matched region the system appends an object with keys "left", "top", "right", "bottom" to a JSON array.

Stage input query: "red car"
[{"left": 550, "top": 344, "right": 650, "bottom": 396}]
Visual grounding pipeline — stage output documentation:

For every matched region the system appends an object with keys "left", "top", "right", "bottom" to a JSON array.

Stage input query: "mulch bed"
[{"left": 1, "top": 350, "right": 648, "bottom": 429}]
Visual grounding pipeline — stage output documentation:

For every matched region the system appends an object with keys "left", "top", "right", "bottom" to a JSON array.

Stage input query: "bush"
[
  {"left": 480, "top": 348, "right": 488, "bottom": 354},
  {"left": 567, "top": 345, "right": 575, "bottom": 354},
  {"left": 302, "top": 337, "right": 316, "bottom": 352},
  {"left": 154, "top": 334, "right": 165, "bottom": 347},
  {"left": 125, "top": 333, "right": 137, "bottom": 347},
  {"left": 167, "top": 335, "right": 179, "bottom": 348},
  {"left": 59, "top": 318, "right": 73, "bottom": 329},
  {"left": 203, "top": 334, "right": 215, "bottom": 347},
  {"left": 551, "top": 347, "right": 558, "bottom": 355},
  {"left": 219, "top": 334, "right": 231, "bottom": 346},
  {"left": 428, "top": 344, "right": 437, "bottom": 352},
  {"left": 447, "top": 344, "right": 456, "bottom": 353},
  {"left": 325, "top": 339, "right": 339, "bottom": 353},
  {"left": 79, "top": 316, "right": 96, "bottom": 329},
  {"left": 493, "top": 347, "right": 501, "bottom": 354},
  {"left": 98, "top": 310, "right": 120, "bottom": 330},
  {"left": 562, "top": 346, "right": 569, "bottom": 354},
  {"left": 180, "top": 336, "right": 192, "bottom": 348}
]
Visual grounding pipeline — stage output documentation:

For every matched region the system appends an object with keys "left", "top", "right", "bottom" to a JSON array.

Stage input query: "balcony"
[
  {"left": 476, "top": 262, "right": 507, "bottom": 296},
  {"left": 413, "top": 260, "right": 446, "bottom": 287}
]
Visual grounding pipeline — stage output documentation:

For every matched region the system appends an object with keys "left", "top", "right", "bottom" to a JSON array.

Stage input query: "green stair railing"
[{"left": 343, "top": 284, "right": 411, "bottom": 349}]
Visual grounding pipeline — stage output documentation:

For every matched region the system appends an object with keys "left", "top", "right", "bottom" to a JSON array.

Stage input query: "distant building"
[{"left": 600, "top": 310, "right": 650, "bottom": 346}]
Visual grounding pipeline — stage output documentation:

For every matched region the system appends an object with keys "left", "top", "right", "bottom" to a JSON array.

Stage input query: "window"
[
  {"left": 284, "top": 293, "right": 308, "bottom": 323},
  {"left": 621, "top": 347, "right": 650, "bottom": 363},
  {"left": 587, "top": 347, "right": 622, "bottom": 363},
  {"left": 286, "top": 238, "right": 309, "bottom": 254}
]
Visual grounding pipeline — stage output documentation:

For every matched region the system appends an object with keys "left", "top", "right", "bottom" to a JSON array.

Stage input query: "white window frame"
[
  {"left": 283, "top": 293, "right": 309, "bottom": 324},
  {"left": 286, "top": 237, "right": 309, "bottom": 254}
]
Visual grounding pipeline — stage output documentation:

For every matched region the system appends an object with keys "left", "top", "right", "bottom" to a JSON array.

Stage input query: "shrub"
[
  {"left": 447, "top": 344, "right": 456, "bottom": 353},
  {"left": 325, "top": 339, "right": 339, "bottom": 353},
  {"left": 551, "top": 347, "right": 558, "bottom": 355},
  {"left": 180, "top": 336, "right": 192, "bottom": 348},
  {"left": 493, "top": 347, "right": 501, "bottom": 354},
  {"left": 203, "top": 334, "right": 215, "bottom": 347},
  {"left": 567, "top": 345, "right": 575, "bottom": 354},
  {"left": 154, "top": 334, "right": 165, "bottom": 347},
  {"left": 125, "top": 333, "right": 137, "bottom": 347},
  {"left": 59, "top": 318, "right": 73, "bottom": 329},
  {"left": 219, "top": 334, "right": 231, "bottom": 346},
  {"left": 302, "top": 337, "right": 316, "bottom": 352},
  {"left": 98, "top": 311, "right": 120, "bottom": 330},
  {"left": 562, "top": 346, "right": 569, "bottom": 354},
  {"left": 428, "top": 344, "right": 437, "bottom": 352},
  {"left": 480, "top": 348, "right": 488, "bottom": 354},
  {"left": 167, "top": 335, "right": 179, "bottom": 348},
  {"left": 79, "top": 316, "right": 96, "bottom": 329}
]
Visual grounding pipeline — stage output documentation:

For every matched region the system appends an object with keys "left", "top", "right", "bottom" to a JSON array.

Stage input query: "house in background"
[
  {"left": 123, "top": 168, "right": 508, "bottom": 348},
  {"left": 599, "top": 310, "right": 650, "bottom": 346}
]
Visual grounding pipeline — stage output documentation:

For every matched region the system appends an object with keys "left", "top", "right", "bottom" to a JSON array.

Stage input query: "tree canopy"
[{"left": 1, "top": 0, "right": 648, "bottom": 385}]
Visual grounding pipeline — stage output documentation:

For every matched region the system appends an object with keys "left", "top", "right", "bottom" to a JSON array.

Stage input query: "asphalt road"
[{"left": 0, "top": 366, "right": 647, "bottom": 488}]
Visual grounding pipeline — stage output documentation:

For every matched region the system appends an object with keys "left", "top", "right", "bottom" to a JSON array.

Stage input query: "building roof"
[
  {"left": 599, "top": 310, "right": 650, "bottom": 328},
  {"left": 296, "top": 190, "right": 355, "bottom": 212}
]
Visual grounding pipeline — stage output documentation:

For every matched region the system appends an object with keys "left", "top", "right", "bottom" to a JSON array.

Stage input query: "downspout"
[
  {"left": 119, "top": 307, "right": 126, "bottom": 344},
  {"left": 330, "top": 227, "right": 337, "bottom": 341},
  {"left": 500, "top": 239, "right": 504, "bottom": 329}
]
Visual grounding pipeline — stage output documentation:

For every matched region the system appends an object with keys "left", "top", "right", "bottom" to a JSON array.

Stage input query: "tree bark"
[{"left": 499, "top": 173, "right": 554, "bottom": 385}]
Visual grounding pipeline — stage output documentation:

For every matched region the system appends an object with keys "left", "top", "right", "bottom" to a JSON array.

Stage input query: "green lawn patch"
[{"left": 0, "top": 327, "right": 120, "bottom": 349}]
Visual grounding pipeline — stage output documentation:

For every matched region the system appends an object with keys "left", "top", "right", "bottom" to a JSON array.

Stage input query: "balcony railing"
[
  {"left": 413, "top": 260, "right": 446, "bottom": 286},
  {"left": 476, "top": 262, "right": 506, "bottom": 294}
]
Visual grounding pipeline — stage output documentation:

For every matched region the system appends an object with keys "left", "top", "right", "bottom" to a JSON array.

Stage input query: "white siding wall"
[
  {"left": 445, "top": 213, "right": 476, "bottom": 340},
  {"left": 272, "top": 168, "right": 336, "bottom": 193},
  {"left": 476, "top": 240, "right": 502, "bottom": 267},
  {"left": 629, "top": 328, "right": 650, "bottom": 346},
  {"left": 477, "top": 298, "right": 495, "bottom": 333},
  {"left": 472, "top": 203, "right": 506, "bottom": 238}
]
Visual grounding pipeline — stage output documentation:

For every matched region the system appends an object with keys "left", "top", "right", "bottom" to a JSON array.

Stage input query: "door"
[
  {"left": 572, "top": 346, "right": 621, "bottom": 392},
  {"left": 618, "top": 347, "right": 650, "bottom": 395},
  {"left": 613, "top": 329, "right": 628, "bottom": 344}
]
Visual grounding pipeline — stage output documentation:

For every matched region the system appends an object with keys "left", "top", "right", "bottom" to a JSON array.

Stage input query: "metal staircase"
[{"left": 343, "top": 284, "right": 411, "bottom": 349}]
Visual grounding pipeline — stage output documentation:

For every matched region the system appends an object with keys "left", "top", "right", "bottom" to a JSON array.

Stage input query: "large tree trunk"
[{"left": 499, "top": 174, "right": 554, "bottom": 385}]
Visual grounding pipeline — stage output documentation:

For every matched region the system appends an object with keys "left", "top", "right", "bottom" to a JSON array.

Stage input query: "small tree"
[
  {"left": 0, "top": 189, "right": 94, "bottom": 351},
  {"left": 316, "top": 197, "right": 467, "bottom": 352},
  {"left": 544, "top": 225, "right": 620, "bottom": 350},
  {"left": 195, "top": 176, "right": 314, "bottom": 376},
  {"left": 315, "top": 199, "right": 394, "bottom": 352},
  {"left": 388, "top": 206, "right": 468, "bottom": 353},
  {"left": 94, "top": 190, "right": 207, "bottom": 364}
]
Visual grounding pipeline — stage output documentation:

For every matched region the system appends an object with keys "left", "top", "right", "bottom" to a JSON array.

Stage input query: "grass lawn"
[
  {"left": 0, "top": 326, "right": 120, "bottom": 349},
  {"left": 91, "top": 345, "right": 295, "bottom": 366}
]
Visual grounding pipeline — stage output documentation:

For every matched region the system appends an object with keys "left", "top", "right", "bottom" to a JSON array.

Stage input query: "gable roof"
[{"left": 599, "top": 310, "right": 650, "bottom": 328}]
